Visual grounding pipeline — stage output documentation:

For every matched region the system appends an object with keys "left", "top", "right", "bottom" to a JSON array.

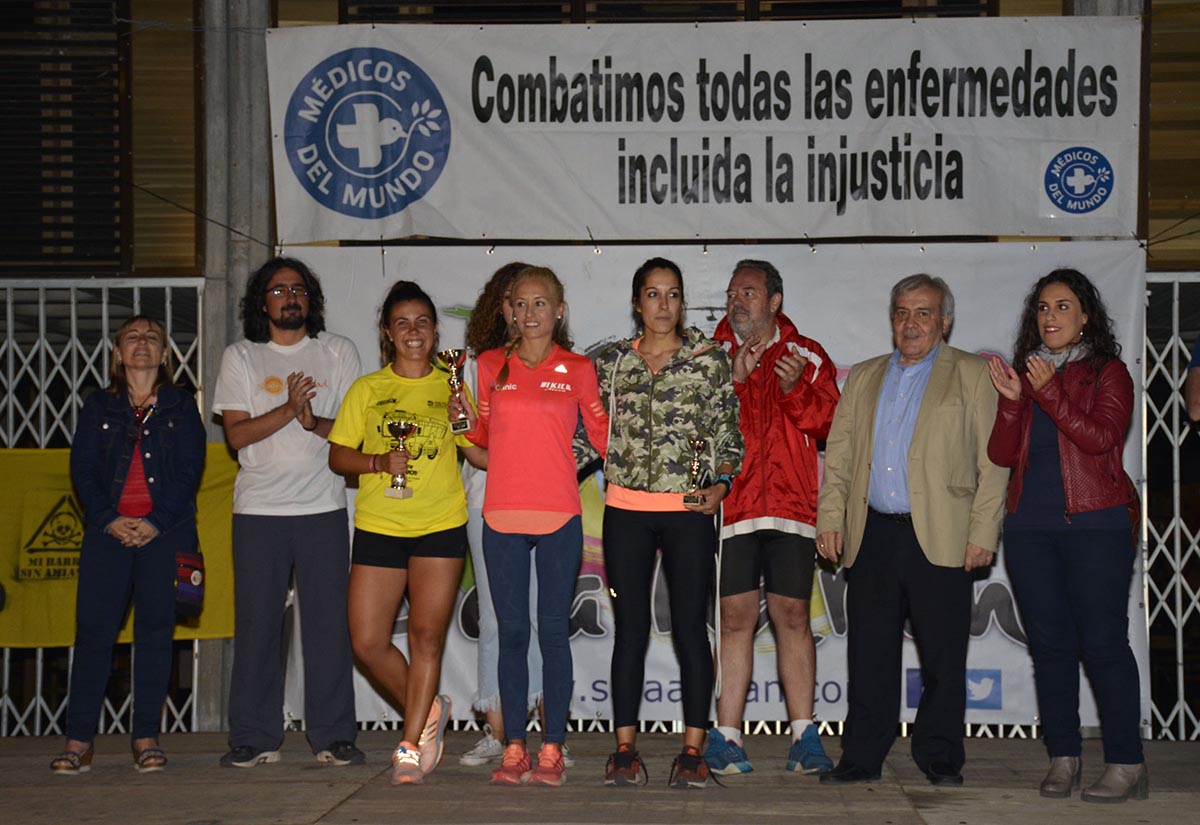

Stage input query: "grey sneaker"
[
  {"left": 220, "top": 746, "right": 280, "bottom": 768},
  {"left": 459, "top": 725, "right": 504, "bottom": 766},
  {"left": 316, "top": 741, "right": 365, "bottom": 766}
]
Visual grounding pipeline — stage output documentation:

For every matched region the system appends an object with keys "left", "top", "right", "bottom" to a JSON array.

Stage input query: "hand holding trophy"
[
  {"left": 682, "top": 438, "right": 707, "bottom": 506},
  {"left": 438, "top": 348, "right": 471, "bottom": 434},
  {"left": 384, "top": 416, "right": 416, "bottom": 499}
]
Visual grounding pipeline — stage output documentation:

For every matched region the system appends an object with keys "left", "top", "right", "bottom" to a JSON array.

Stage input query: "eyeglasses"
[{"left": 268, "top": 285, "right": 309, "bottom": 298}]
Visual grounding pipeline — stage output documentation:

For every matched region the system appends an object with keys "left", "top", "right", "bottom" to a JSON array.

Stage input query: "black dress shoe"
[
  {"left": 925, "top": 761, "right": 964, "bottom": 786},
  {"left": 819, "top": 761, "right": 882, "bottom": 784}
]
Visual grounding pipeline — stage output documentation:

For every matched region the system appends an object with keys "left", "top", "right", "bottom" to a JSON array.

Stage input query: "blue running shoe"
[
  {"left": 704, "top": 728, "right": 753, "bottom": 775},
  {"left": 787, "top": 726, "right": 834, "bottom": 774}
]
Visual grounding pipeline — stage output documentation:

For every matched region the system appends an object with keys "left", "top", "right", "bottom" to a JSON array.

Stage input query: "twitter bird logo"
[
  {"left": 906, "top": 668, "right": 1002, "bottom": 709},
  {"left": 966, "top": 670, "right": 1002, "bottom": 709}
]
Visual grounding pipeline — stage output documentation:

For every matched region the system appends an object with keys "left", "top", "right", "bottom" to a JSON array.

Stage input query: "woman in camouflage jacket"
[{"left": 594, "top": 257, "right": 743, "bottom": 789}]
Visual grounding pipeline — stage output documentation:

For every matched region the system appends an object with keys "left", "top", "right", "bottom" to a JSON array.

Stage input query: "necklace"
[{"left": 129, "top": 389, "right": 157, "bottom": 421}]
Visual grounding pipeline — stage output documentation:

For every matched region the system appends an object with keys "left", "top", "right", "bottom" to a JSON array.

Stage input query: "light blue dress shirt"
[{"left": 868, "top": 344, "right": 940, "bottom": 513}]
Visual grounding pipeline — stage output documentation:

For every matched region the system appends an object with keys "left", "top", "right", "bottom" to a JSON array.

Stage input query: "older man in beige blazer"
[{"left": 816, "top": 274, "right": 1008, "bottom": 787}]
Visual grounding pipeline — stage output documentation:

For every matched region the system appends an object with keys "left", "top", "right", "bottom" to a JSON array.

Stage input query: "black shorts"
[
  {"left": 351, "top": 524, "right": 468, "bottom": 569},
  {"left": 718, "top": 530, "right": 816, "bottom": 600}
]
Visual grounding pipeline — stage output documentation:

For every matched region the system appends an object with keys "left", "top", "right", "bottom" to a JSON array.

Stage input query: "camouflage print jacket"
[{"left": 595, "top": 326, "right": 743, "bottom": 493}]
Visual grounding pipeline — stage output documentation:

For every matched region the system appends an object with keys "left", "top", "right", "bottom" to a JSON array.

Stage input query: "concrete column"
[{"left": 196, "top": 0, "right": 274, "bottom": 734}]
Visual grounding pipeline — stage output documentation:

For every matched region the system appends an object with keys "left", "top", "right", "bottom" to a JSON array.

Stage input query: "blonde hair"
[{"left": 494, "top": 266, "right": 573, "bottom": 388}]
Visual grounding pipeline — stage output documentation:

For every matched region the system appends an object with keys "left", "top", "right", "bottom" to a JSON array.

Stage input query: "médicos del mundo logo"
[
  {"left": 1043, "top": 146, "right": 1113, "bottom": 215},
  {"left": 284, "top": 47, "right": 451, "bottom": 219}
]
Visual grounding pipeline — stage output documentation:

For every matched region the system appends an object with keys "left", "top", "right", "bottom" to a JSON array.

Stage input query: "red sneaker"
[
  {"left": 528, "top": 743, "right": 566, "bottom": 787},
  {"left": 489, "top": 743, "right": 532, "bottom": 786},
  {"left": 669, "top": 746, "right": 710, "bottom": 789},
  {"left": 604, "top": 744, "right": 647, "bottom": 786}
]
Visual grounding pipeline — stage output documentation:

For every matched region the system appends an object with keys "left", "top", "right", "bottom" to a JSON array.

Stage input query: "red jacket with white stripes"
[{"left": 713, "top": 313, "right": 840, "bottom": 536}]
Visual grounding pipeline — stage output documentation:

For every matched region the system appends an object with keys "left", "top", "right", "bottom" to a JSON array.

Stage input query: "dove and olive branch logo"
[{"left": 285, "top": 47, "right": 451, "bottom": 219}]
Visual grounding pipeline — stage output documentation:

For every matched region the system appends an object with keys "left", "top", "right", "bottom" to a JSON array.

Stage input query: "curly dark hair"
[
  {"left": 465, "top": 261, "right": 529, "bottom": 356},
  {"left": 1012, "top": 268, "right": 1121, "bottom": 372},
  {"left": 631, "top": 257, "right": 685, "bottom": 338},
  {"left": 240, "top": 257, "right": 327, "bottom": 343},
  {"left": 379, "top": 280, "right": 438, "bottom": 366}
]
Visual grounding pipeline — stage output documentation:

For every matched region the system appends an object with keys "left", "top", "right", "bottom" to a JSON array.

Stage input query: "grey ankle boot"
[
  {"left": 1039, "top": 756, "right": 1082, "bottom": 798},
  {"left": 1081, "top": 762, "right": 1149, "bottom": 803}
]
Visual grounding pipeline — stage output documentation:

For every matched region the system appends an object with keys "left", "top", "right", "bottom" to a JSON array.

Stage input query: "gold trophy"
[
  {"left": 438, "top": 348, "right": 471, "bottom": 434},
  {"left": 384, "top": 417, "right": 416, "bottom": 499},
  {"left": 682, "top": 438, "right": 707, "bottom": 506}
]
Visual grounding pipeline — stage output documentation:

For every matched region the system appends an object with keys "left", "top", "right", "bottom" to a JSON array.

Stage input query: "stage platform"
[{"left": 2, "top": 731, "right": 1195, "bottom": 824}]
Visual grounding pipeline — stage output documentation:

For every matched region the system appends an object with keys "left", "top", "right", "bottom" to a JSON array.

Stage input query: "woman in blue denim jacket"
[{"left": 50, "top": 316, "right": 205, "bottom": 775}]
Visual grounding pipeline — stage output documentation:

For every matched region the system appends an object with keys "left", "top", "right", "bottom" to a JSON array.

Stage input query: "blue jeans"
[
  {"left": 467, "top": 507, "right": 542, "bottom": 712},
  {"left": 482, "top": 516, "right": 582, "bottom": 744},
  {"left": 67, "top": 526, "right": 184, "bottom": 743},
  {"left": 1004, "top": 528, "right": 1143, "bottom": 764}
]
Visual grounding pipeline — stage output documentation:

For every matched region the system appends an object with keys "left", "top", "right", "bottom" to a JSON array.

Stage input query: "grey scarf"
[{"left": 1031, "top": 341, "right": 1089, "bottom": 370}]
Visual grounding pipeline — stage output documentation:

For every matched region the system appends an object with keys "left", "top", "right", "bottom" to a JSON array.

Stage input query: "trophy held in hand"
[
  {"left": 384, "top": 416, "right": 416, "bottom": 499},
  {"left": 438, "top": 349, "right": 471, "bottom": 435},
  {"left": 682, "top": 438, "right": 707, "bottom": 506}
]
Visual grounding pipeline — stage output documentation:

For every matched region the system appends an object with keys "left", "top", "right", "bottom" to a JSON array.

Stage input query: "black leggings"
[{"left": 603, "top": 506, "right": 716, "bottom": 730}]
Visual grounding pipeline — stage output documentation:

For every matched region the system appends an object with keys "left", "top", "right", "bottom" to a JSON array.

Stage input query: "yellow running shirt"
[{"left": 329, "top": 365, "right": 472, "bottom": 537}]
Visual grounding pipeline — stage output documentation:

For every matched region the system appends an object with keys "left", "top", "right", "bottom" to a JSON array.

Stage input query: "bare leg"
[
  {"left": 715, "top": 591, "right": 759, "bottom": 728},
  {"left": 400, "top": 556, "right": 465, "bottom": 745},
  {"left": 486, "top": 707, "right": 505, "bottom": 742},
  {"left": 348, "top": 564, "right": 410, "bottom": 713},
  {"left": 616, "top": 725, "right": 637, "bottom": 749},
  {"left": 766, "top": 593, "right": 816, "bottom": 722}
]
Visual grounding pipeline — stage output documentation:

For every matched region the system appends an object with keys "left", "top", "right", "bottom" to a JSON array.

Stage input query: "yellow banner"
[{"left": 0, "top": 444, "right": 238, "bottom": 647}]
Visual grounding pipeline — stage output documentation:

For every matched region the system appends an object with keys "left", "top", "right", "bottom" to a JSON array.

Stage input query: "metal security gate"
[
  {"left": 1145, "top": 273, "right": 1200, "bottom": 741},
  {"left": 1, "top": 278, "right": 203, "bottom": 736},
  {"left": 2, "top": 274, "right": 1198, "bottom": 740}
]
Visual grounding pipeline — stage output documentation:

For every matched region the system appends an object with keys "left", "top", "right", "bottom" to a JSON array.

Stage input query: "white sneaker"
[
  {"left": 562, "top": 743, "right": 576, "bottom": 768},
  {"left": 459, "top": 725, "right": 504, "bottom": 766}
]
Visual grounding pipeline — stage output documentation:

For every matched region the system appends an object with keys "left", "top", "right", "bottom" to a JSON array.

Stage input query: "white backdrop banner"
[
  {"left": 280, "top": 240, "right": 1149, "bottom": 729},
  {"left": 266, "top": 18, "right": 1141, "bottom": 244}
]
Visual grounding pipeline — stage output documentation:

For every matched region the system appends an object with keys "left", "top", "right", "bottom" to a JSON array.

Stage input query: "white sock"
[
  {"left": 717, "top": 725, "right": 742, "bottom": 746},
  {"left": 790, "top": 719, "right": 813, "bottom": 741}
]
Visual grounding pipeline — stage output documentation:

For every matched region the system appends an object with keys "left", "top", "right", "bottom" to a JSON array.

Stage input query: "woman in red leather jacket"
[{"left": 987, "top": 269, "right": 1145, "bottom": 804}]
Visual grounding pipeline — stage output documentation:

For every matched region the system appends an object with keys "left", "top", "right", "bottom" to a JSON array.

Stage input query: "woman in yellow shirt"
[{"left": 329, "top": 280, "right": 486, "bottom": 785}]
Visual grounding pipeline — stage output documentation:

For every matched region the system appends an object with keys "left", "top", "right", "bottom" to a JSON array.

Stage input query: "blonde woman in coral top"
[{"left": 456, "top": 265, "right": 607, "bottom": 787}]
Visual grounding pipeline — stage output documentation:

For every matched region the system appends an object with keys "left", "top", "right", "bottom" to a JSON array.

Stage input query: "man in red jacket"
[{"left": 706, "top": 259, "right": 841, "bottom": 776}]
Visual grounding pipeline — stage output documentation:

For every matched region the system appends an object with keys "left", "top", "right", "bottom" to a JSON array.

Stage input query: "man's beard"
[
  {"left": 273, "top": 308, "right": 306, "bottom": 331},
  {"left": 729, "top": 312, "right": 754, "bottom": 341}
]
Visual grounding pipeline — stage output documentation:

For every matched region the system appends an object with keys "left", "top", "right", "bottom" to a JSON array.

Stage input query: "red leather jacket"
[{"left": 987, "top": 358, "right": 1133, "bottom": 516}]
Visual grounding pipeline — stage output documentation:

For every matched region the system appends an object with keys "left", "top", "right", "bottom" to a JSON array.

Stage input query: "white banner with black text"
[{"left": 266, "top": 18, "right": 1141, "bottom": 244}]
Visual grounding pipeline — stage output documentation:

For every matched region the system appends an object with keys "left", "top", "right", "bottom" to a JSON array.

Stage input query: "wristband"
[{"left": 715, "top": 473, "right": 733, "bottom": 493}]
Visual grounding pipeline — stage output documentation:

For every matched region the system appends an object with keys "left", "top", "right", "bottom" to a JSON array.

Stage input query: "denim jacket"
[{"left": 70, "top": 383, "right": 206, "bottom": 535}]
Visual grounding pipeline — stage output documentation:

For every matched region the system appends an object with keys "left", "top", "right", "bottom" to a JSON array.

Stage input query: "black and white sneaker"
[
  {"left": 220, "top": 745, "right": 281, "bottom": 768},
  {"left": 316, "top": 741, "right": 366, "bottom": 766}
]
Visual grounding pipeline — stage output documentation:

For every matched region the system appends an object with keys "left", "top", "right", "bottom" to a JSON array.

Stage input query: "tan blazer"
[{"left": 816, "top": 345, "right": 1009, "bottom": 568}]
